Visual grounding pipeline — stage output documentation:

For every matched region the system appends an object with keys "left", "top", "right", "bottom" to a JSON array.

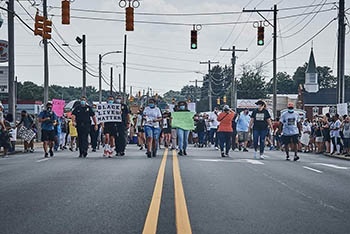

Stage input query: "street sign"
[
  {"left": 0, "top": 40, "right": 8, "bottom": 63},
  {"left": 0, "top": 66, "right": 8, "bottom": 93}
]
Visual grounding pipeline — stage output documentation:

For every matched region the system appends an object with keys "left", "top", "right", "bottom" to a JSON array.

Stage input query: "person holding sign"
[
  {"left": 173, "top": 101, "right": 193, "bottom": 156},
  {"left": 143, "top": 98, "right": 162, "bottom": 158},
  {"left": 17, "top": 110, "right": 35, "bottom": 153},
  {"left": 217, "top": 105, "right": 235, "bottom": 157},
  {"left": 72, "top": 96, "right": 97, "bottom": 158},
  {"left": 38, "top": 102, "right": 58, "bottom": 158},
  {"left": 101, "top": 96, "right": 119, "bottom": 158}
]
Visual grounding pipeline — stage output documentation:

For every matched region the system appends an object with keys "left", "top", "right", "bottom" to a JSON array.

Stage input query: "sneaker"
[
  {"left": 92, "top": 149, "right": 96, "bottom": 152},
  {"left": 83, "top": 152, "right": 88, "bottom": 158},
  {"left": 29, "top": 149, "right": 34, "bottom": 153},
  {"left": 225, "top": 152, "right": 229, "bottom": 157},
  {"left": 103, "top": 150, "right": 108, "bottom": 157},
  {"left": 243, "top": 148, "right": 249, "bottom": 152},
  {"left": 44, "top": 152, "right": 49, "bottom": 158},
  {"left": 152, "top": 150, "right": 157, "bottom": 157},
  {"left": 270, "top": 146, "right": 274, "bottom": 151},
  {"left": 215, "top": 147, "right": 219, "bottom": 151},
  {"left": 286, "top": 155, "right": 290, "bottom": 161},
  {"left": 120, "top": 152, "right": 125, "bottom": 156},
  {"left": 183, "top": 150, "right": 187, "bottom": 156},
  {"left": 254, "top": 151, "right": 257, "bottom": 159},
  {"left": 147, "top": 151, "right": 152, "bottom": 158},
  {"left": 238, "top": 145, "right": 242, "bottom": 151},
  {"left": 294, "top": 156, "right": 300, "bottom": 162},
  {"left": 221, "top": 151, "right": 225, "bottom": 157},
  {"left": 259, "top": 155, "right": 265, "bottom": 160},
  {"left": 139, "top": 146, "right": 143, "bottom": 150},
  {"left": 49, "top": 150, "right": 54, "bottom": 157},
  {"left": 178, "top": 150, "right": 183, "bottom": 156}
]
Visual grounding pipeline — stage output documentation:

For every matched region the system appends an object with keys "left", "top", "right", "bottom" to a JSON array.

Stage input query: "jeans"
[
  {"left": 218, "top": 132, "right": 232, "bottom": 153},
  {"left": 177, "top": 128, "right": 190, "bottom": 151},
  {"left": 198, "top": 131, "right": 205, "bottom": 145},
  {"left": 209, "top": 128, "right": 218, "bottom": 146},
  {"left": 253, "top": 129, "right": 269, "bottom": 154},
  {"left": 171, "top": 129, "right": 177, "bottom": 149}
]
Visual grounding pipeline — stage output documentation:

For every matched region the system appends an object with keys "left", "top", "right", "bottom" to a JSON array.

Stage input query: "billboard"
[
  {"left": 0, "top": 40, "right": 8, "bottom": 63},
  {"left": 0, "top": 66, "right": 8, "bottom": 93}
]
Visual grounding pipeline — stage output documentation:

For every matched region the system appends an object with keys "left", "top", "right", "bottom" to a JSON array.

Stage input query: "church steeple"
[{"left": 304, "top": 47, "right": 319, "bottom": 93}]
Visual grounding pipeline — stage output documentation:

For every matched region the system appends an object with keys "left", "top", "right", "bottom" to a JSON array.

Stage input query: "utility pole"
[
  {"left": 7, "top": 0, "right": 15, "bottom": 118},
  {"left": 98, "top": 54, "right": 102, "bottom": 103},
  {"left": 130, "top": 86, "right": 133, "bottom": 97},
  {"left": 110, "top": 67, "right": 113, "bottom": 96},
  {"left": 190, "top": 79, "right": 203, "bottom": 112},
  {"left": 200, "top": 60, "right": 219, "bottom": 111},
  {"left": 123, "top": 34, "right": 127, "bottom": 104},
  {"left": 243, "top": 5, "right": 278, "bottom": 117},
  {"left": 119, "top": 73, "right": 121, "bottom": 94},
  {"left": 337, "top": 0, "right": 346, "bottom": 104},
  {"left": 220, "top": 46, "right": 248, "bottom": 110},
  {"left": 43, "top": 0, "right": 49, "bottom": 105},
  {"left": 82, "top": 34, "right": 86, "bottom": 97}
]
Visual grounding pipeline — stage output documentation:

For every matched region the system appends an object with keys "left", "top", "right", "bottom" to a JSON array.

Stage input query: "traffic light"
[
  {"left": 223, "top": 96, "right": 227, "bottom": 103},
  {"left": 217, "top": 98, "right": 220, "bottom": 105},
  {"left": 257, "top": 26, "right": 264, "bottom": 46},
  {"left": 62, "top": 0, "right": 70, "bottom": 25},
  {"left": 126, "top": 7, "right": 134, "bottom": 31},
  {"left": 191, "top": 30, "right": 197, "bottom": 49},
  {"left": 34, "top": 12, "right": 44, "bottom": 36},
  {"left": 43, "top": 18, "right": 52, "bottom": 40}
]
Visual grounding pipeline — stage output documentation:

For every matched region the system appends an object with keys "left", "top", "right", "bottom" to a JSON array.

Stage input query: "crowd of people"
[{"left": 1, "top": 96, "right": 350, "bottom": 161}]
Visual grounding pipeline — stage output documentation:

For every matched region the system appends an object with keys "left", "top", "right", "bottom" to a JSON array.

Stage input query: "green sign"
[{"left": 172, "top": 112, "right": 195, "bottom": 130}]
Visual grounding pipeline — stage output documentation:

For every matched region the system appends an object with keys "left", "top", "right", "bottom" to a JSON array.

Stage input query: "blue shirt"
[
  {"left": 38, "top": 110, "right": 58, "bottom": 131},
  {"left": 280, "top": 112, "right": 300, "bottom": 136},
  {"left": 236, "top": 113, "right": 250, "bottom": 132}
]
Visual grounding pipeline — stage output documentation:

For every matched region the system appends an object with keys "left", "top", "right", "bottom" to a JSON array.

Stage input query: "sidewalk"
[
  {"left": 1, "top": 142, "right": 42, "bottom": 156},
  {"left": 323, "top": 152, "right": 350, "bottom": 161}
]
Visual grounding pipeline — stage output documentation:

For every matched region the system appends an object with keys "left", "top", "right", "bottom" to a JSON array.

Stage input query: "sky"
[{"left": 0, "top": 0, "right": 349, "bottom": 96}]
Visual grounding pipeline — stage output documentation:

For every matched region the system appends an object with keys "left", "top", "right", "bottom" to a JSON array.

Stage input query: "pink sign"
[{"left": 52, "top": 99, "right": 65, "bottom": 117}]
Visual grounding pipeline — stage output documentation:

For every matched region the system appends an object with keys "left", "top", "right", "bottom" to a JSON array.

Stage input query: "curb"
[{"left": 323, "top": 153, "right": 350, "bottom": 161}]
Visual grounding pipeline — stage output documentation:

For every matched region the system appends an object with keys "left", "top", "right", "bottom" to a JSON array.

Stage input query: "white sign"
[
  {"left": 0, "top": 66, "right": 8, "bottom": 93},
  {"left": 18, "top": 126, "right": 36, "bottom": 142},
  {"left": 337, "top": 103, "right": 347, "bottom": 116},
  {"left": 96, "top": 104, "right": 122, "bottom": 123},
  {"left": 188, "top": 102, "right": 196, "bottom": 112},
  {"left": 0, "top": 40, "right": 8, "bottom": 63},
  {"left": 322, "top": 107, "right": 330, "bottom": 115}
]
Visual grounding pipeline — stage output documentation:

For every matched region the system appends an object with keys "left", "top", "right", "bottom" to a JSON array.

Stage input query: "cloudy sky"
[{"left": 0, "top": 0, "right": 349, "bottom": 95}]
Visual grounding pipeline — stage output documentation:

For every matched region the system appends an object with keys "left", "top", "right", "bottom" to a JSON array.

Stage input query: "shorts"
[
  {"left": 104, "top": 123, "right": 117, "bottom": 136},
  {"left": 162, "top": 128, "right": 171, "bottom": 134},
  {"left": 137, "top": 127, "right": 144, "bottom": 133},
  {"left": 144, "top": 125, "right": 161, "bottom": 140},
  {"left": 343, "top": 138, "right": 350, "bottom": 148},
  {"left": 41, "top": 130, "right": 55, "bottom": 142},
  {"left": 282, "top": 134, "right": 299, "bottom": 145},
  {"left": 315, "top": 136, "right": 324, "bottom": 143},
  {"left": 238, "top": 131, "right": 249, "bottom": 142}
]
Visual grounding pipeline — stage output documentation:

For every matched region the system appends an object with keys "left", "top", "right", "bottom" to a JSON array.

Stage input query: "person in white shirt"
[
  {"left": 330, "top": 114, "right": 342, "bottom": 155},
  {"left": 208, "top": 107, "right": 220, "bottom": 150},
  {"left": 143, "top": 98, "right": 162, "bottom": 158}
]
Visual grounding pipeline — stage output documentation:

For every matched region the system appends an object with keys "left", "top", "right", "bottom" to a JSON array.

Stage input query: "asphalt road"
[{"left": 1, "top": 145, "right": 350, "bottom": 234}]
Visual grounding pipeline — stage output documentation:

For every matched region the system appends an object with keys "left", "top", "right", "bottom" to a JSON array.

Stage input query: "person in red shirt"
[{"left": 217, "top": 105, "right": 235, "bottom": 157}]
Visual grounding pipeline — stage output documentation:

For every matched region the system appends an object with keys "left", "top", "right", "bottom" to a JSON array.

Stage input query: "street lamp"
[{"left": 99, "top": 51, "right": 122, "bottom": 103}]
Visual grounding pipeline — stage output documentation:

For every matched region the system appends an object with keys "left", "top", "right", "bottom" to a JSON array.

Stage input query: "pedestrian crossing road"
[{"left": 0, "top": 146, "right": 349, "bottom": 234}]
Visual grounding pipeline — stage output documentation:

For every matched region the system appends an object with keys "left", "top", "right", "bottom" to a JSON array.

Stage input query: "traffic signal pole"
[
  {"left": 7, "top": 0, "right": 15, "bottom": 118},
  {"left": 123, "top": 34, "right": 127, "bottom": 104},
  {"left": 243, "top": 5, "right": 278, "bottom": 118},
  {"left": 337, "top": 0, "right": 346, "bottom": 104},
  {"left": 82, "top": 35, "right": 86, "bottom": 97},
  {"left": 110, "top": 67, "right": 113, "bottom": 96},
  {"left": 43, "top": 0, "right": 49, "bottom": 105},
  {"left": 200, "top": 60, "right": 219, "bottom": 111},
  {"left": 220, "top": 46, "right": 248, "bottom": 110}
]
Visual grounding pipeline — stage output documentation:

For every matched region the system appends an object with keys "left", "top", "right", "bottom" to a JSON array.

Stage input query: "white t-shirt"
[
  {"left": 302, "top": 122, "right": 312, "bottom": 133},
  {"left": 143, "top": 106, "right": 162, "bottom": 128},
  {"left": 209, "top": 112, "right": 220, "bottom": 129},
  {"left": 330, "top": 120, "right": 341, "bottom": 138},
  {"left": 280, "top": 112, "right": 300, "bottom": 136}
]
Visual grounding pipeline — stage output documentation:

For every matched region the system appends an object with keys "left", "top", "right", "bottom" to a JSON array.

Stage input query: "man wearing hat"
[
  {"left": 280, "top": 102, "right": 301, "bottom": 161},
  {"left": 38, "top": 102, "right": 58, "bottom": 158}
]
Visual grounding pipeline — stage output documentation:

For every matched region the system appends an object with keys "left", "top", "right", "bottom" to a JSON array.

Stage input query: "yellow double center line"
[{"left": 142, "top": 149, "right": 192, "bottom": 234}]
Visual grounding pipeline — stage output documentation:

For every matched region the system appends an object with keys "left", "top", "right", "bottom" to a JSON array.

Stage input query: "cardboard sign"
[
  {"left": 52, "top": 99, "right": 65, "bottom": 117},
  {"left": 95, "top": 104, "right": 122, "bottom": 123},
  {"left": 18, "top": 126, "right": 36, "bottom": 142},
  {"left": 172, "top": 112, "right": 195, "bottom": 130},
  {"left": 337, "top": 103, "right": 348, "bottom": 116}
]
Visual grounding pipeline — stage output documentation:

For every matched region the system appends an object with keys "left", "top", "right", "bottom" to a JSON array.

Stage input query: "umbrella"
[{"left": 65, "top": 100, "right": 80, "bottom": 110}]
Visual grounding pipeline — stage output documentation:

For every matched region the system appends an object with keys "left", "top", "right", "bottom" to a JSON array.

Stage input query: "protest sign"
[
  {"left": 337, "top": 103, "right": 347, "bottom": 116},
  {"left": 171, "top": 112, "right": 195, "bottom": 130},
  {"left": 52, "top": 99, "right": 65, "bottom": 117},
  {"left": 95, "top": 104, "right": 122, "bottom": 123},
  {"left": 18, "top": 126, "right": 36, "bottom": 142}
]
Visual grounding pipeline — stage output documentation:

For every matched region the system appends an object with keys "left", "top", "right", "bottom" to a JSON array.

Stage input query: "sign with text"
[
  {"left": 0, "top": 40, "right": 8, "bottom": 63},
  {"left": 52, "top": 99, "right": 65, "bottom": 117},
  {"left": 96, "top": 104, "right": 122, "bottom": 123},
  {"left": 0, "top": 66, "right": 8, "bottom": 93},
  {"left": 18, "top": 126, "right": 36, "bottom": 142}
]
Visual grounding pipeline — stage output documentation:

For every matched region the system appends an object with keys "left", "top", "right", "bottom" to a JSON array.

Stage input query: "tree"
[
  {"left": 266, "top": 72, "right": 296, "bottom": 94},
  {"left": 237, "top": 65, "right": 268, "bottom": 99}
]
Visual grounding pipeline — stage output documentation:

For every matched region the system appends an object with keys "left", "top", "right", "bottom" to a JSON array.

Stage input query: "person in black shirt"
[
  {"left": 90, "top": 104, "right": 100, "bottom": 152},
  {"left": 195, "top": 114, "right": 206, "bottom": 148},
  {"left": 72, "top": 96, "right": 98, "bottom": 158},
  {"left": 115, "top": 95, "right": 130, "bottom": 156},
  {"left": 248, "top": 100, "right": 273, "bottom": 159}
]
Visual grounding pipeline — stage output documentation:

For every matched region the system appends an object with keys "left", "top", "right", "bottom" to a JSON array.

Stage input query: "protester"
[
  {"left": 60, "top": 116, "right": 68, "bottom": 150},
  {"left": 314, "top": 118, "right": 324, "bottom": 154},
  {"left": 68, "top": 117, "right": 78, "bottom": 151},
  {"left": 175, "top": 101, "right": 192, "bottom": 156},
  {"left": 143, "top": 98, "right": 162, "bottom": 158},
  {"left": 89, "top": 104, "right": 99, "bottom": 152},
  {"left": 195, "top": 114, "right": 206, "bottom": 148},
  {"left": 115, "top": 95, "right": 130, "bottom": 156},
  {"left": 341, "top": 116, "right": 350, "bottom": 157},
  {"left": 322, "top": 115, "right": 331, "bottom": 154},
  {"left": 0, "top": 103, "right": 10, "bottom": 156},
  {"left": 136, "top": 107, "right": 145, "bottom": 150},
  {"left": 236, "top": 109, "right": 250, "bottom": 152},
  {"left": 38, "top": 102, "right": 58, "bottom": 158},
  {"left": 300, "top": 118, "right": 312, "bottom": 153},
  {"left": 162, "top": 110, "right": 172, "bottom": 148},
  {"left": 54, "top": 117, "right": 62, "bottom": 151},
  {"left": 208, "top": 107, "right": 220, "bottom": 150},
  {"left": 72, "top": 96, "right": 97, "bottom": 158},
  {"left": 272, "top": 118, "right": 281, "bottom": 150},
  {"left": 217, "top": 105, "right": 235, "bottom": 157},
  {"left": 249, "top": 100, "right": 273, "bottom": 160},
  {"left": 17, "top": 110, "right": 35, "bottom": 153},
  {"left": 102, "top": 96, "right": 118, "bottom": 157},
  {"left": 280, "top": 103, "right": 301, "bottom": 161},
  {"left": 330, "top": 114, "right": 342, "bottom": 155}
]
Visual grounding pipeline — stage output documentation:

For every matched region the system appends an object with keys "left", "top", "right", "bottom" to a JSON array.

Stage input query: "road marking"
[
  {"left": 193, "top": 159, "right": 264, "bottom": 165},
  {"left": 314, "top": 163, "right": 348, "bottom": 170},
  {"left": 173, "top": 150, "right": 192, "bottom": 234},
  {"left": 245, "top": 159, "right": 265, "bottom": 165},
  {"left": 303, "top": 166, "right": 323, "bottom": 174},
  {"left": 36, "top": 158, "right": 49, "bottom": 163},
  {"left": 142, "top": 149, "right": 168, "bottom": 234}
]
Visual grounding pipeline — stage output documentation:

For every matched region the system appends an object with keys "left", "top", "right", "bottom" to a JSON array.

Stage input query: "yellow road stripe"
[
  {"left": 142, "top": 148, "right": 168, "bottom": 234},
  {"left": 173, "top": 150, "right": 192, "bottom": 234}
]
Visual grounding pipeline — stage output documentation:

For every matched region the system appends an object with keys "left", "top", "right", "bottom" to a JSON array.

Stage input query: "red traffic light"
[
  {"left": 62, "top": 0, "right": 70, "bottom": 25},
  {"left": 126, "top": 7, "right": 134, "bottom": 31}
]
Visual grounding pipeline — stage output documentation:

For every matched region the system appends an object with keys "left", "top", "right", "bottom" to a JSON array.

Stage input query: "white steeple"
[{"left": 304, "top": 47, "right": 319, "bottom": 93}]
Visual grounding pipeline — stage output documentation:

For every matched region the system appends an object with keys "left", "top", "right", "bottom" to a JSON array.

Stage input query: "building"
[{"left": 2, "top": 100, "right": 43, "bottom": 115}]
